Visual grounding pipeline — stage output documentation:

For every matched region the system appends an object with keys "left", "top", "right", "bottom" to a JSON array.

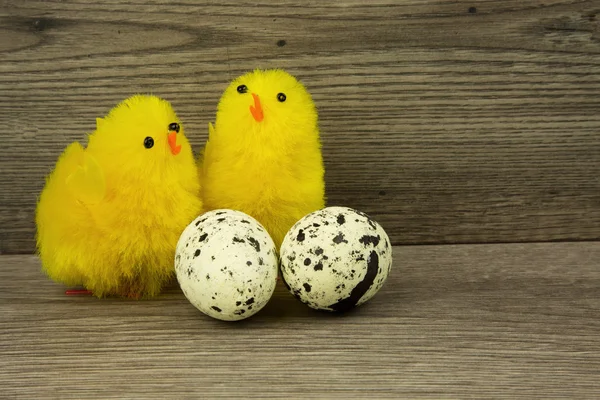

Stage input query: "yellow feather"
[
  {"left": 36, "top": 95, "right": 203, "bottom": 298},
  {"left": 199, "top": 69, "right": 326, "bottom": 249}
]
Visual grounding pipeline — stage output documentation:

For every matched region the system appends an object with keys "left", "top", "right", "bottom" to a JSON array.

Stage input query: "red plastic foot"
[{"left": 65, "top": 289, "right": 93, "bottom": 296}]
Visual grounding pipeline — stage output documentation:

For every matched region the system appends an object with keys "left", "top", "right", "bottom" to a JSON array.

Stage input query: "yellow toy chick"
[
  {"left": 36, "top": 95, "right": 203, "bottom": 298},
  {"left": 199, "top": 69, "right": 325, "bottom": 249}
]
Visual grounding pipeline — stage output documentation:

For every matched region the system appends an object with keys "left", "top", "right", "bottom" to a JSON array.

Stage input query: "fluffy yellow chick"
[
  {"left": 199, "top": 69, "right": 325, "bottom": 249},
  {"left": 36, "top": 95, "right": 203, "bottom": 298}
]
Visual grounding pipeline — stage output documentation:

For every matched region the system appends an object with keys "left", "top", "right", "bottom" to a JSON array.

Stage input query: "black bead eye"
[
  {"left": 237, "top": 85, "right": 248, "bottom": 94},
  {"left": 168, "top": 122, "right": 180, "bottom": 133},
  {"left": 277, "top": 93, "right": 286, "bottom": 102},
  {"left": 144, "top": 136, "right": 154, "bottom": 149}
]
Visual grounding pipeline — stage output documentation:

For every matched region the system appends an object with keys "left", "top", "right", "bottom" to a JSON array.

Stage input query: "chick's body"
[
  {"left": 200, "top": 69, "right": 325, "bottom": 249},
  {"left": 36, "top": 95, "right": 203, "bottom": 298}
]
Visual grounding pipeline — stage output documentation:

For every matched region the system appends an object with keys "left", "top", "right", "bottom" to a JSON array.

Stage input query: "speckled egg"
[
  {"left": 279, "top": 206, "right": 392, "bottom": 312},
  {"left": 175, "top": 209, "right": 278, "bottom": 321}
]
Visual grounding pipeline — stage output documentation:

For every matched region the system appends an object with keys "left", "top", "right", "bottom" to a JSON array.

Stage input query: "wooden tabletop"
[{"left": 2, "top": 242, "right": 599, "bottom": 399}]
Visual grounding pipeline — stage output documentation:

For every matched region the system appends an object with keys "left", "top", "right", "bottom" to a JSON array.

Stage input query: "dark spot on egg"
[
  {"left": 328, "top": 251, "right": 379, "bottom": 312},
  {"left": 206, "top": 274, "right": 210, "bottom": 280},
  {"left": 241, "top": 219, "right": 251, "bottom": 224},
  {"left": 247, "top": 261, "right": 252, "bottom": 266},
  {"left": 247, "top": 236, "right": 260, "bottom": 252},
  {"left": 211, "top": 255, "right": 216, "bottom": 261},
  {"left": 259, "top": 257, "right": 264, "bottom": 265},
  {"left": 211, "top": 306, "right": 222, "bottom": 312},
  {"left": 245, "top": 297, "right": 255, "bottom": 305},
  {"left": 352, "top": 210, "right": 377, "bottom": 229},
  {"left": 304, "top": 258, "right": 311, "bottom": 266},
  {"left": 199, "top": 233, "right": 208, "bottom": 242},
  {"left": 296, "top": 229, "right": 305, "bottom": 242},
  {"left": 303, "top": 283, "right": 312, "bottom": 292},
  {"left": 187, "top": 268, "right": 193, "bottom": 277},
  {"left": 353, "top": 209, "right": 369, "bottom": 219},
  {"left": 337, "top": 214, "right": 346, "bottom": 224},
  {"left": 236, "top": 301, "right": 242, "bottom": 306},
  {"left": 233, "top": 236, "right": 245, "bottom": 244},
  {"left": 314, "top": 247, "right": 324, "bottom": 255},
  {"left": 313, "top": 223, "right": 321, "bottom": 227},
  {"left": 215, "top": 211, "right": 226, "bottom": 215},
  {"left": 333, "top": 232, "right": 348, "bottom": 244},
  {"left": 234, "top": 309, "right": 246, "bottom": 315},
  {"left": 194, "top": 249, "right": 201, "bottom": 258},
  {"left": 314, "top": 263, "right": 323, "bottom": 271},
  {"left": 359, "top": 235, "right": 380, "bottom": 247},
  {"left": 195, "top": 216, "right": 209, "bottom": 226},
  {"left": 217, "top": 217, "right": 226, "bottom": 222}
]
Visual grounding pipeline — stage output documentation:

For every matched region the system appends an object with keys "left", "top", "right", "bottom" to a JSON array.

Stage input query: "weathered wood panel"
[
  {"left": 1, "top": 1, "right": 599, "bottom": 253},
  {"left": 1, "top": 243, "right": 599, "bottom": 398}
]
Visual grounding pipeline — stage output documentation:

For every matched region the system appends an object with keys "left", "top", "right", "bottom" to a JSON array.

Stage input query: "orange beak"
[
  {"left": 250, "top": 93, "right": 264, "bottom": 122},
  {"left": 168, "top": 131, "right": 181, "bottom": 155}
]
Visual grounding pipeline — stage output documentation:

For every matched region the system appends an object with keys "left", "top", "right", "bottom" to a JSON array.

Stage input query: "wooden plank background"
[
  {"left": 1, "top": 1, "right": 599, "bottom": 253},
  {"left": 2, "top": 243, "right": 599, "bottom": 399}
]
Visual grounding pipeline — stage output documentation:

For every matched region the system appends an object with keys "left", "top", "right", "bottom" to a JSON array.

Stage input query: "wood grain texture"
[
  {"left": 1, "top": 1, "right": 600, "bottom": 253},
  {"left": 1, "top": 243, "right": 599, "bottom": 399}
]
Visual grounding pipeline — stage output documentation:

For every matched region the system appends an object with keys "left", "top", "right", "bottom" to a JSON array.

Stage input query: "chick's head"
[
  {"left": 88, "top": 95, "right": 195, "bottom": 179},
  {"left": 215, "top": 69, "right": 318, "bottom": 144}
]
